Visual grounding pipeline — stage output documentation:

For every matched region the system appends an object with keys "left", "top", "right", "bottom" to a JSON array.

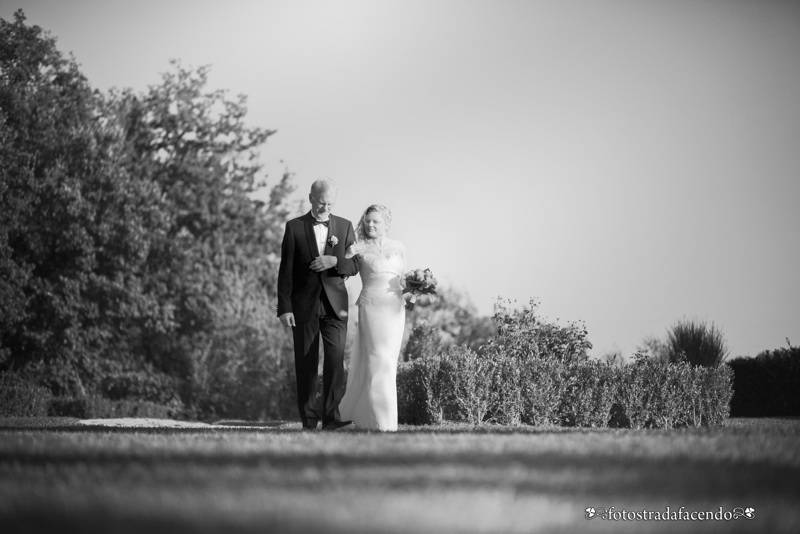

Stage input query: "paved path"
[{"left": 77, "top": 418, "right": 296, "bottom": 428}]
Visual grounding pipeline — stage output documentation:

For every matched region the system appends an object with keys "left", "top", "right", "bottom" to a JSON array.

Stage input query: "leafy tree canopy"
[{"left": 1, "top": 11, "right": 297, "bottom": 414}]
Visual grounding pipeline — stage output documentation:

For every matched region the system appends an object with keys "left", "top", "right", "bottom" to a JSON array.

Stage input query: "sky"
[{"left": 2, "top": 0, "right": 798, "bottom": 360}]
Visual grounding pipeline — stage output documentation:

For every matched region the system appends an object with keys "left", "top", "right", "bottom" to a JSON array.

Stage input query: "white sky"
[{"left": 3, "top": 0, "right": 798, "bottom": 359}]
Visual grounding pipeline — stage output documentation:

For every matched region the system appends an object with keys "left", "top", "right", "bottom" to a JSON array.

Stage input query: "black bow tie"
[{"left": 312, "top": 219, "right": 329, "bottom": 227}]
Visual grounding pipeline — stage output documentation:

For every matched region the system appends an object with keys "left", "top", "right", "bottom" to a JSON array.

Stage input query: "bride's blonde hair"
[{"left": 355, "top": 204, "right": 392, "bottom": 242}]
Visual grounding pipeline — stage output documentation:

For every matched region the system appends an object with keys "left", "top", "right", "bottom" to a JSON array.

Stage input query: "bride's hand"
[{"left": 345, "top": 242, "right": 367, "bottom": 259}]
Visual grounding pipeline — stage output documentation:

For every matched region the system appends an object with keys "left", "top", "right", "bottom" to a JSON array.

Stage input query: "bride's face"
[{"left": 364, "top": 211, "right": 387, "bottom": 239}]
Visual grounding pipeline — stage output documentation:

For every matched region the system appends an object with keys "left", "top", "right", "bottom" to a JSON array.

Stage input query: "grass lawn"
[{"left": 1, "top": 417, "right": 798, "bottom": 533}]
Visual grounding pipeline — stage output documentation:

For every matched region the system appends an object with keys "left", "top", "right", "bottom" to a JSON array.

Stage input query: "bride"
[{"left": 339, "top": 204, "right": 407, "bottom": 431}]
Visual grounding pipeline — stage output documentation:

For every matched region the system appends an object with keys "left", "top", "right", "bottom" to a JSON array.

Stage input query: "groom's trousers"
[{"left": 292, "top": 290, "right": 347, "bottom": 428}]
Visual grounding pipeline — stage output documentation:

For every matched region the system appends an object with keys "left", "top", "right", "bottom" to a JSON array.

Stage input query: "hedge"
[
  {"left": 398, "top": 352, "right": 733, "bottom": 429},
  {"left": 727, "top": 345, "right": 800, "bottom": 417},
  {"left": 0, "top": 372, "right": 51, "bottom": 417}
]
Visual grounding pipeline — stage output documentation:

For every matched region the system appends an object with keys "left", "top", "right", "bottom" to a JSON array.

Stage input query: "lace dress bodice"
[{"left": 347, "top": 239, "right": 406, "bottom": 306}]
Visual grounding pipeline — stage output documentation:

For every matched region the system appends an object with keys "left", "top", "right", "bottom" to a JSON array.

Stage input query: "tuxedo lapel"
[
  {"left": 303, "top": 213, "right": 320, "bottom": 256},
  {"left": 324, "top": 216, "right": 335, "bottom": 255}
]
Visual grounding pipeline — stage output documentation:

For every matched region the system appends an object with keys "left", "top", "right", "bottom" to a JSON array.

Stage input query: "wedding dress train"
[{"left": 339, "top": 239, "right": 406, "bottom": 431}]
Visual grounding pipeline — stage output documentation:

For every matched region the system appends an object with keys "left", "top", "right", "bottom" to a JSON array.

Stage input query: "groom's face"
[{"left": 310, "top": 189, "right": 336, "bottom": 221}]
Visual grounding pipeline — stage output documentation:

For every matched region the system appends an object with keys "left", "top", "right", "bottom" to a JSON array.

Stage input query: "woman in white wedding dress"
[{"left": 339, "top": 205, "right": 406, "bottom": 431}]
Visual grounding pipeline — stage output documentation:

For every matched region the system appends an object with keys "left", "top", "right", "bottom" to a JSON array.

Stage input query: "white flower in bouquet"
[{"left": 403, "top": 268, "right": 438, "bottom": 310}]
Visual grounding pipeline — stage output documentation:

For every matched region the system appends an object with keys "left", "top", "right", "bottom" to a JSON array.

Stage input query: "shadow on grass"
[
  {"left": 0, "top": 509, "right": 328, "bottom": 534},
  {"left": 2, "top": 436, "right": 799, "bottom": 501},
  {"left": 4, "top": 416, "right": 800, "bottom": 436}
]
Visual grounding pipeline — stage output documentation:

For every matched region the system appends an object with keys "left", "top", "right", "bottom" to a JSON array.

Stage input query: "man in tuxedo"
[{"left": 277, "top": 179, "right": 359, "bottom": 430}]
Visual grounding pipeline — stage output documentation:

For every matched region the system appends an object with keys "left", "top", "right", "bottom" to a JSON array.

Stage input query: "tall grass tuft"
[{"left": 666, "top": 318, "right": 729, "bottom": 367}]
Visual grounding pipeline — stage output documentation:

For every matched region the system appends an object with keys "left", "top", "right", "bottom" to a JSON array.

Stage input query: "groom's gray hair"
[{"left": 310, "top": 178, "right": 337, "bottom": 196}]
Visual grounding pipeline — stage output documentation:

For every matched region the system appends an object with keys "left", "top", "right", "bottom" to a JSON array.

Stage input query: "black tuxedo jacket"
[{"left": 277, "top": 212, "right": 359, "bottom": 322}]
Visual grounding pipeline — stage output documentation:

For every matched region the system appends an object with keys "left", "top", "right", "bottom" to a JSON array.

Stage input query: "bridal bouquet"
[{"left": 403, "top": 268, "right": 438, "bottom": 310}]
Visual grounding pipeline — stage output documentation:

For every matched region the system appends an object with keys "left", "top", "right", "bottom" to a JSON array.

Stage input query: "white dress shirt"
[{"left": 312, "top": 216, "right": 329, "bottom": 256}]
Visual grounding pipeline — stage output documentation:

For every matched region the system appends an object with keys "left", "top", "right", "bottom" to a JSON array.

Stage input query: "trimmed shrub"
[
  {"left": 728, "top": 343, "right": 800, "bottom": 416},
  {"left": 612, "top": 355, "right": 732, "bottom": 429},
  {"left": 397, "top": 351, "right": 733, "bottom": 429},
  {"left": 0, "top": 372, "right": 51, "bottom": 417},
  {"left": 100, "top": 369, "right": 180, "bottom": 405},
  {"left": 698, "top": 364, "right": 733, "bottom": 426},
  {"left": 449, "top": 347, "right": 495, "bottom": 425},
  {"left": 47, "top": 397, "right": 90, "bottom": 418},
  {"left": 394, "top": 300, "right": 734, "bottom": 429},
  {"left": 519, "top": 356, "right": 564, "bottom": 427},
  {"left": 488, "top": 351, "right": 524, "bottom": 426},
  {"left": 559, "top": 360, "right": 616, "bottom": 427},
  {"left": 612, "top": 357, "right": 653, "bottom": 429},
  {"left": 397, "top": 360, "right": 427, "bottom": 424},
  {"left": 397, "top": 356, "right": 455, "bottom": 425}
]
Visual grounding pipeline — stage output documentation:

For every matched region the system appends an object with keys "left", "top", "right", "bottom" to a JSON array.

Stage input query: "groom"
[{"left": 277, "top": 178, "right": 359, "bottom": 431}]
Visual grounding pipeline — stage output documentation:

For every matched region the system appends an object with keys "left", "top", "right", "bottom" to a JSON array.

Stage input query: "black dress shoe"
[
  {"left": 302, "top": 420, "right": 318, "bottom": 431},
  {"left": 322, "top": 420, "right": 355, "bottom": 431}
]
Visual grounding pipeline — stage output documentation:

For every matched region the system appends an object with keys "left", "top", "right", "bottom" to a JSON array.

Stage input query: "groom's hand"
[
  {"left": 279, "top": 313, "right": 296, "bottom": 328},
  {"left": 310, "top": 255, "right": 337, "bottom": 272}
]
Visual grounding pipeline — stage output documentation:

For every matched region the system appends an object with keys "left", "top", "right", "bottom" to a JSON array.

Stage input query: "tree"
[
  {"left": 403, "top": 285, "right": 495, "bottom": 354},
  {"left": 403, "top": 322, "right": 443, "bottom": 361},
  {"left": 0, "top": 10, "right": 169, "bottom": 395},
  {"left": 2, "top": 11, "right": 305, "bottom": 418},
  {"left": 636, "top": 335, "right": 669, "bottom": 361},
  {"left": 109, "top": 61, "right": 296, "bottom": 417}
]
